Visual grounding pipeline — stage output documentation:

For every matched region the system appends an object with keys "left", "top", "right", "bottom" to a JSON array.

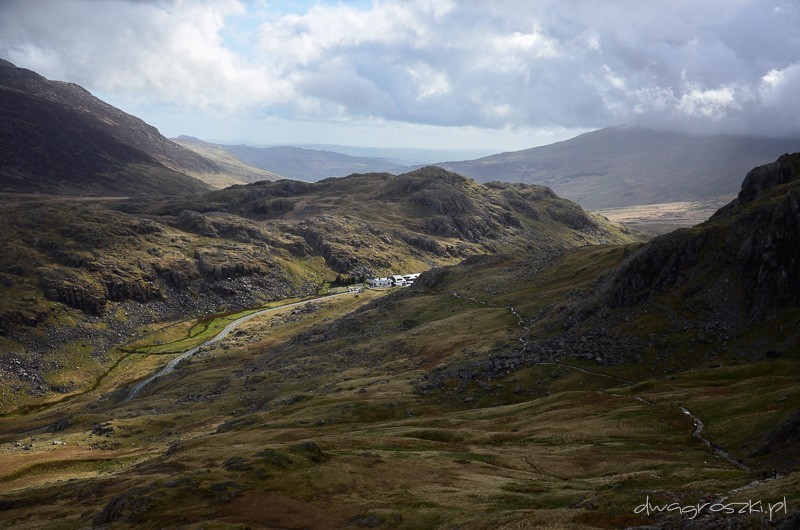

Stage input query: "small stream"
[{"left": 680, "top": 405, "right": 750, "bottom": 471}]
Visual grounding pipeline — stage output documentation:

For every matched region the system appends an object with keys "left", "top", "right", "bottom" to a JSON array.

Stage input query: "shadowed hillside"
[{"left": 0, "top": 60, "right": 276, "bottom": 195}]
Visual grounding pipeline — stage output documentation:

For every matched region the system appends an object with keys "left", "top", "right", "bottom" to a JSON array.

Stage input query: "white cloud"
[
  {"left": 759, "top": 64, "right": 800, "bottom": 109},
  {"left": 407, "top": 63, "right": 451, "bottom": 100},
  {"left": 676, "top": 85, "right": 740, "bottom": 119},
  {"left": 491, "top": 29, "right": 560, "bottom": 59},
  {"left": 1, "top": 0, "right": 800, "bottom": 142}
]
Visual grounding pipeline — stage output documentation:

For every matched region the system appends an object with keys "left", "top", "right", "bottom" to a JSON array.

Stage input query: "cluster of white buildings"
[{"left": 367, "top": 273, "right": 420, "bottom": 288}]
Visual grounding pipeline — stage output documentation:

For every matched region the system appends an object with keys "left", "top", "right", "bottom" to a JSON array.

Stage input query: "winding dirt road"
[{"left": 124, "top": 293, "right": 350, "bottom": 401}]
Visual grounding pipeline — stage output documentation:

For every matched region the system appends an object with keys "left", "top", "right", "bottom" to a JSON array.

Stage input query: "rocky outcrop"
[
  {"left": 194, "top": 247, "right": 265, "bottom": 281},
  {"left": 177, "top": 210, "right": 218, "bottom": 237},
  {"left": 251, "top": 197, "right": 294, "bottom": 217},
  {"left": 94, "top": 486, "right": 154, "bottom": 525},
  {"left": 737, "top": 153, "right": 800, "bottom": 205},
  {"left": 39, "top": 268, "right": 108, "bottom": 314},
  {"left": 395, "top": 231, "right": 445, "bottom": 255},
  {"left": 293, "top": 223, "right": 361, "bottom": 273},
  {"left": 151, "top": 258, "right": 198, "bottom": 291},
  {"left": 735, "top": 187, "right": 800, "bottom": 320},
  {"left": 102, "top": 274, "right": 161, "bottom": 303},
  {"left": 608, "top": 230, "right": 707, "bottom": 307},
  {"left": 545, "top": 202, "right": 595, "bottom": 230}
]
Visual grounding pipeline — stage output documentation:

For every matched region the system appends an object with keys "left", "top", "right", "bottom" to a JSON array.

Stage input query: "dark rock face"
[
  {"left": 736, "top": 188, "right": 800, "bottom": 320},
  {"left": 608, "top": 152, "right": 800, "bottom": 322},
  {"left": 94, "top": 486, "right": 153, "bottom": 525},
  {"left": 294, "top": 223, "right": 361, "bottom": 274},
  {"left": 177, "top": 210, "right": 218, "bottom": 237},
  {"left": 152, "top": 258, "right": 198, "bottom": 291},
  {"left": 195, "top": 248, "right": 264, "bottom": 281},
  {"left": 545, "top": 202, "right": 594, "bottom": 230},
  {"left": 608, "top": 230, "right": 707, "bottom": 307},
  {"left": 102, "top": 275, "right": 161, "bottom": 303},
  {"left": 251, "top": 197, "right": 294, "bottom": 217},
  {"left": 39, "top": 269, "right": 108, "bottom": 315},
  {"left": 395, "top": 232, "right": 444, "bottom": 255}
]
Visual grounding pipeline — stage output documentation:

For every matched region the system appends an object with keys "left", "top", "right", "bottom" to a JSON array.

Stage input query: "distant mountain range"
[
  {"left": 201, "top": 141, "right": 405, "bottom": 181},
  {"left": 438, "top": 125, "right": 800, "bottom": 209},
  {"left": 284, "top": 144, "right": 498, "bottom": 165},
  {"left": 0, "top": 59, "right": 275, "bottom": 196}
]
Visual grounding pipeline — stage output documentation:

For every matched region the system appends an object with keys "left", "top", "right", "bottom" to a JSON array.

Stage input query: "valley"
[
  {"left": 1, "top": 55, "right": 799, "bottom": 529},
  {"left": 0, "top": 165, "right": 637, "bottom": 414},
  {"left": 0, "top": 243, "right": 797, "bottom": 528},
  {"left": 1, "top": 152, "right": 799, "bottom": 528}
]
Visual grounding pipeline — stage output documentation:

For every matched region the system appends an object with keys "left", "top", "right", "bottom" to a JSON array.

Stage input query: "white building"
[
  {"left": 367, "top": 277, "right": 392, "bottom": 287},
  {"left": 367, "top": 272, "right": 421, "bottom": 287}
]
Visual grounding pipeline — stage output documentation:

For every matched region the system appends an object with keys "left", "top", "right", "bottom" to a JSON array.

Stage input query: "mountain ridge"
[
  {"left": 0, "top": 59, "right": 218, "bottom": 175},
  {"left": 172, "top": 135, "right": 284, "bottom": 187}
]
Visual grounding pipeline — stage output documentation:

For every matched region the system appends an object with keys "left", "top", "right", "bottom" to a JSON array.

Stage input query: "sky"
[{"left": 1, "top": 0, "right": 800, "bottom": 151}]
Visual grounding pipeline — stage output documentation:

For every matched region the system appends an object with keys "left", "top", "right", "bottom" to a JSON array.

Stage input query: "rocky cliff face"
[{"left": 608, "top": 151, "right": 800, "bottom": 323}]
